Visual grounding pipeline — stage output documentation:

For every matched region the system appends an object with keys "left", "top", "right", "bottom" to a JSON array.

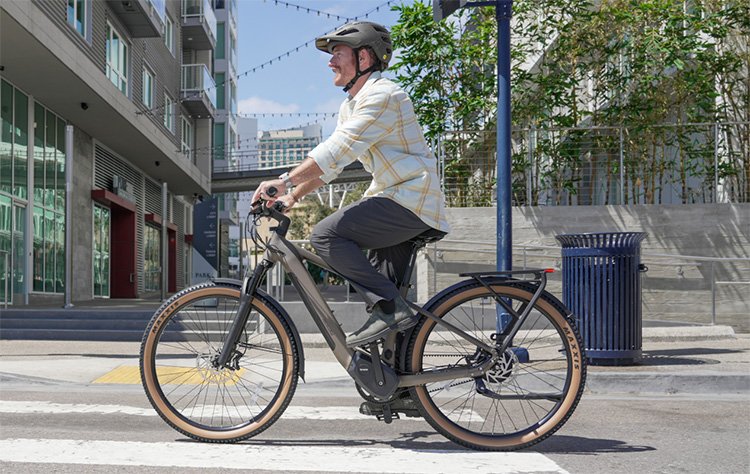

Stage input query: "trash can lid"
[{"left": 555, "top": 232, "right": 647, "bottom": 249}]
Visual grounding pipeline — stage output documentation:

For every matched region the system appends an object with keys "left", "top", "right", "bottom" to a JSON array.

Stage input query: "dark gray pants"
[{"left": 310, "top": 197, "right": 432, "bottom": 307}]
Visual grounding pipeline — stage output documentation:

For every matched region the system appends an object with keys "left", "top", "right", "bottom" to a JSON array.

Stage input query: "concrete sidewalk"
[{"left": 1, "top": 326, "right": 747, "bottom": 397}]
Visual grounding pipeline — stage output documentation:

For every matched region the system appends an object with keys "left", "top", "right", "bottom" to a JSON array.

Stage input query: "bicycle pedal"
[{"left": 359, "top": 400, "right": 421, "bottom": 421}]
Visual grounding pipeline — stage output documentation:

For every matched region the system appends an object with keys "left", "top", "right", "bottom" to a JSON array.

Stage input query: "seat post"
[{"left": 398, "top": 241, "right": 424, "bottom": 299}]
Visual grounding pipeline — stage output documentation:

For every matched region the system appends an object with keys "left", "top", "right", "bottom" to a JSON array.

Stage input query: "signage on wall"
[{"left": 192, "top": 195, "right": 218, "bottom": 284}]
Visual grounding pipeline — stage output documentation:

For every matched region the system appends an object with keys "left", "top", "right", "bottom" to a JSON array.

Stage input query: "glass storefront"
[{"left": 32, "top": 101, "right": 66, "bottom": 294}]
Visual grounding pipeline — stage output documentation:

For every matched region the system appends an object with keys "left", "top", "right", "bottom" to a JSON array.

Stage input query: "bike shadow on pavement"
[
  {"left": 531, "top": 435, "right": 656, "bottom": 454},
  {"left": 175, "top": 432, "right": 470, "bottom": 451}
]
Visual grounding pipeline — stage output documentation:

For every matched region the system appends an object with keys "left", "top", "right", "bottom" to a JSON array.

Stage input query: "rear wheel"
[
  {"left": 407, "top": 281, "right": 585, "bottom": 451},
  {"left": 140, "top": 282, "right": 299, "bottom": 442}
]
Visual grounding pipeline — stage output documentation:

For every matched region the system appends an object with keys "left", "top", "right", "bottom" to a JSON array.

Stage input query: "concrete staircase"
[{"left": 0, "top": 308, "right": 155, "bottom": 341}]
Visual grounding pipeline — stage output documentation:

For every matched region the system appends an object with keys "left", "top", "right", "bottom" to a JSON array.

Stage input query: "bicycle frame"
[{"left": 217, "top": 207, "right": 552, "bottom": 388}]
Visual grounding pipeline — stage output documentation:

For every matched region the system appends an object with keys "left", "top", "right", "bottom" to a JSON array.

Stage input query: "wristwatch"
[{"left": 278, "top": 172, "right": 293, "bottom": 193}]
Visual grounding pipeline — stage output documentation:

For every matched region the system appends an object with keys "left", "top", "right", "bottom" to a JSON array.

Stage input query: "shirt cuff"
[{"left": 308, "top": 142, "right": 341, "bottom": 184}]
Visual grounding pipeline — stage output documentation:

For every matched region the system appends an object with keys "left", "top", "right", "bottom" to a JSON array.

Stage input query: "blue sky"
[{"left": 234, "top": 0, "right": 416, "bottom": 136}]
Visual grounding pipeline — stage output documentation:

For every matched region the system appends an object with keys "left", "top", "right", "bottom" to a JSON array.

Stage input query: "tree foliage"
[{"left": 390, "top": 0, "right": 749, "bottom": 204}]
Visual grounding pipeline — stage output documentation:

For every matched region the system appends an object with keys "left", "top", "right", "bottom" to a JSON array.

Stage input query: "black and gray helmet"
[{"left": 315, "top": 21, "right": 393, "bottom": 72}]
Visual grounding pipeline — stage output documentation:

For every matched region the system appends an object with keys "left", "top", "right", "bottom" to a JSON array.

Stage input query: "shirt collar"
[{"left": 347, "top": 71, "right": 382, "bottom": 100}]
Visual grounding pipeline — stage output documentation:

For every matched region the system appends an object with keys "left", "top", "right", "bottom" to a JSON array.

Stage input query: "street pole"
[
  {"left": 496, "top": 0, "right": 513, "bottom": 332},
  {"left": 64, "top": 125, "right": 74, "bottom": 308}
]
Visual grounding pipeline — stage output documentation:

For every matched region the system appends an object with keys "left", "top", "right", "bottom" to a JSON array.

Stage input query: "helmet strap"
[{"left": 343, "top": 48, "right": 378, "bottom": 93}]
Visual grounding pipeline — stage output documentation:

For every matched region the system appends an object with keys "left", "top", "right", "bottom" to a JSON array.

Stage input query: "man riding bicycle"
[{"left": 253, "top": 21, "right": 449, "bottom": 348}]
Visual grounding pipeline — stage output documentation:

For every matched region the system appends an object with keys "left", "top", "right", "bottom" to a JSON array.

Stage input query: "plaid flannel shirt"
[{"left": 308, "top": 72, "right": 450, "bottom": 232}]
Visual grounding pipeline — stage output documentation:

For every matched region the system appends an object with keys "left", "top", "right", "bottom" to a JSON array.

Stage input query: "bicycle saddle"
[{"left": 410, "top": 228, "right": 447, "bottom": 246}]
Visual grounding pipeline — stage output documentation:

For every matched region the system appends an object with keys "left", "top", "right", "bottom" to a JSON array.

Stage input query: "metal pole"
[
  {"left": 496, "top": 0, "right": 513, "bottom": 332},
  {"left": 239, "top": 221, "right": 244, "bottom": 278},
  {"left": 619, "top": 126, "right": 625, "bottom": 205},
  {"left": 64, "top": 125, "right": 74, "bottom": 308},
  {"left": 526, "top": 127, "right": 533, "bottom": 205},
  {"left": 711, "top": 261, "right": 716, "bottom": 325},
  {"left": 714, "top": 122, "right": 719, "bottom": 203},
  {"left": 161, "top": 182, "right": 168, "bottom": 301},
  {"left": 3, "top": 252, "right": 8, "bottom": 310}
]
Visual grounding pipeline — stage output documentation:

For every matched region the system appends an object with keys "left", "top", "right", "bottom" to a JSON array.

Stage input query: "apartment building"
[
  {"left": 258, "top": 124, "right": 322, "bottom": 169},
  {"left": 0, "top": 0, "right": 216, "bottom": 305}
]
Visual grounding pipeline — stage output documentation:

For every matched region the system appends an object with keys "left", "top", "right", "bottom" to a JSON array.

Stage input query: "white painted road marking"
[
  {"left": 0, "top": 400, "right": 429, "bottom": 421},
  {"left": 0, "top": 438, "right": 570, "bottom": 473}
]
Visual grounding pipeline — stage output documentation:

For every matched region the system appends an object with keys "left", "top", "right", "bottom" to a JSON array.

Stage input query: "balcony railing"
[
  {"left": 181, "top": 0, "right": 217, "bottom": 50},
  {"left": 181, "top": 64, "right": 216, "bottom": 116}
]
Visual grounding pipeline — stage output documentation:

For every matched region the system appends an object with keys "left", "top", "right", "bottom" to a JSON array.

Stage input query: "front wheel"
[
  {"left": 406, "top": 281, "right": 586, "bottom": 451},
  {"left": 140, "top": 281, "right": 299, "bottom": 442}
]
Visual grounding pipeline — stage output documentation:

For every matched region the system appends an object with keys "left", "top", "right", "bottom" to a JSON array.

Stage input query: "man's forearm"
[
  {"left": 289, "top": 157, "right": 325, "bottom": 186},
  {"left": 291, "top": 177, "right": 326, "bottom": 201}
]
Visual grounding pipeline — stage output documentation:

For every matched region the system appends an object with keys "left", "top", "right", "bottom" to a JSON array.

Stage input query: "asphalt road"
[{"left": 1, "top": 376, "right": 748, "bottom": 474}]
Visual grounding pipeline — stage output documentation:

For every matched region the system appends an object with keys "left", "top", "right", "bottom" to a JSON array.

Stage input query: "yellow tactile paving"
[{"left": 92, "top": 365, "right": 246, "bottom": 385}]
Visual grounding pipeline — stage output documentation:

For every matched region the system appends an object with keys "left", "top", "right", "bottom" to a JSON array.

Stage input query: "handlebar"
[{"left": 250, "top": 185, "right": 290, "bottom": 236}]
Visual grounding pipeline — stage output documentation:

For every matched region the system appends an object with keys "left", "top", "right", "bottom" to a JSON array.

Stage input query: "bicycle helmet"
[{"left": 316, "top": 21, "right": 393, "bottom": 92}]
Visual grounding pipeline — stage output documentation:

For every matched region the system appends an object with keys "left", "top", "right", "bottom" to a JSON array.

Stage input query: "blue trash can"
[{"left": 555, "top": 232, "right": 648, "bottom": 366}]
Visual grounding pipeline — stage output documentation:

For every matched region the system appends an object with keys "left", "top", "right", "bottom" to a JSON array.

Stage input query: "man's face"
[{"left": 329, "top": 45, "right": 357, "bottom": 87}]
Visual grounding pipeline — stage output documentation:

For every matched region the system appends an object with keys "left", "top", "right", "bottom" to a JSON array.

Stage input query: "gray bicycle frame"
[{"left": 261, "top": 231, "right": 518, "bottom": 388}]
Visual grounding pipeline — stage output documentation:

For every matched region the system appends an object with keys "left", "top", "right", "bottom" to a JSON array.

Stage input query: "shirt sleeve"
[{"left": 308, "top": 90, "right": 395, "bottom": 184}]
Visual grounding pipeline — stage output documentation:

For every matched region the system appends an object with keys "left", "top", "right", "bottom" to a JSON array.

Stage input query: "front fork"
[{"left": 215, "top": 259, "right": 274, "bottom": 369}]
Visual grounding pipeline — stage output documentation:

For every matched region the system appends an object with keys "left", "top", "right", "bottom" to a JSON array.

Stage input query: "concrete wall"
[{"left": 418, "top": 203, "right": 750, "bottom": 330}]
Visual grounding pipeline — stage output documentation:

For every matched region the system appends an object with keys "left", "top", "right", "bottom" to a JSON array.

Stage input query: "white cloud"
[{"left": 237, "top": 97, "right": 300, "bottom": 115}]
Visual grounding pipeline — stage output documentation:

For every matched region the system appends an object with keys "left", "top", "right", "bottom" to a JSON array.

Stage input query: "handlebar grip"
[{"left": 266, "top": 186, "right": 278, "bottom": 197}]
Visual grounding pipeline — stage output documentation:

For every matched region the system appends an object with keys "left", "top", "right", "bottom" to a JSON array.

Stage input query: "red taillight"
[{"left": 544, "top": 268, "right": 555, "bottom": 273}]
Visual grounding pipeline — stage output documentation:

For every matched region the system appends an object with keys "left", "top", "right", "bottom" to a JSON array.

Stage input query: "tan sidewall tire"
[
  {"left": 141, "top": 286, "right": 296, "bottom": 441},
  {"left": 410, "top": 285, "right": 584, "bottom": 450}
]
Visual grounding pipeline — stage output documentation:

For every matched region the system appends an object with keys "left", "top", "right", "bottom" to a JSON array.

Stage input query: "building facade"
[
  {"left": 0, "top": 0, "right": 216, "bottom": 305},
  {"left": 258, "top": 124, "right": 322, "bottom": 169},
  {"left": 199, "top": 0, "right": 237, "bottom": 282}
]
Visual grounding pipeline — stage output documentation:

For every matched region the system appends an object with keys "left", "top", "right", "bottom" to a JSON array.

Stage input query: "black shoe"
[{"left": 346, "top": 297, "right": 418, "bottom": 348}]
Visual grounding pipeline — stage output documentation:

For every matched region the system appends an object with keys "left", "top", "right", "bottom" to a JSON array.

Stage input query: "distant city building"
[
  {"left": 229, "top": 116, "right": 259, "bottom": 277},
  {"left": 258, "top": 124, "right": 322, "bottom": 169}
]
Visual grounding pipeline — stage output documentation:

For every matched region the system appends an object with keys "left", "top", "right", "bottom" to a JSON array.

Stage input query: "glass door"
[
  {"left": 93, "top": 205, "right": 110, "bottom": 297},
  {"left": 12, "top": 203, "right": 25, "bottom": 300},
  {"left": 0, "top": 195, "right": 9, "bottom": 304}
]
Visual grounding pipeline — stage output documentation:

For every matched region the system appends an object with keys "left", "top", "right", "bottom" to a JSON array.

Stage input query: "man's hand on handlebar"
[
  {"left": 251, "top": 181, "right": 297, "bottom": 215},
  {"left": 252, "top": 179, "right": 286, "bottom": 208}
]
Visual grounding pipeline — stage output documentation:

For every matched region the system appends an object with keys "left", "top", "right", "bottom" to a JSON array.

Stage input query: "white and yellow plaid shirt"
[{"left": 308, "top": 72, "right": 450, "bottom": 232}]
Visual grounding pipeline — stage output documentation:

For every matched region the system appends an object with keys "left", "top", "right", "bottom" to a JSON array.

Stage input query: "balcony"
[
  {"left": 181, "top": 64, "right": 216, "bottom": 118},
  {"left": 106, "top": 0, "right": 165, "bottom": 37},
  {"left": 182, "top": 0, "right": 217, "bottom": 51}
]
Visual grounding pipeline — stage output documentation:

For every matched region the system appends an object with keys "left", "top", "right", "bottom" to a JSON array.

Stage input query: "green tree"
[{"left": 391, "top": 0, "right": 749, "bottom": 205}]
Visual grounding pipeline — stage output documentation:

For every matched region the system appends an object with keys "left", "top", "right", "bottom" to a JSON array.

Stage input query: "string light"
[
  {"left": 137, "top": 1, "right": 397, "bottom": 117},
  {"left": 269, "top": 0, "right": 354, "bottom": 22}
]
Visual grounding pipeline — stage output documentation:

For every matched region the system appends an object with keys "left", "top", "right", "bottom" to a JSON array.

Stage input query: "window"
[
  {"left": 181, "top": 117, "right": 193, "bottom": 161},
  {"left": 31, "top": 103, "right": 66, "bottom": 294},
  {"left": 106, "top": 22, "right": 129, "bottom": 95},
  {"left": 142, "top": 66, "right": 154, "bottom": 109},
  {"left": 164, "top": 15, "right": 174, "bottom": 54},
  {"left": 213, "top": 123, "right": 225, "bottom": 162},
  {"left": 215, "top": 72, "right": 225, "bottom": 109},
  {"left": 229, "top": 79, "right": 237, "bottom": 115},
  {"left": 67, "top": 0, "right": 87, "bottom": 37},
  {"left": 164, "top": 93, "right": 174, "bottom": 132},
  {"left": 216, "top": 22, "right": 225, "bottom": 59}
]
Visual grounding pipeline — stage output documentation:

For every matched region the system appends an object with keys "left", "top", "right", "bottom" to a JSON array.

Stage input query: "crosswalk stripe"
[
  {"left": 0, "top": 438, "right": 570, "bottom": 473},
  {"left": 0, "top": 400, "right": 426, "bottom": 421}
]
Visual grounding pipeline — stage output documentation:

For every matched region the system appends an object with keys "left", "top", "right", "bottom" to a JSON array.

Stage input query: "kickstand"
[{"left": 381, "top": 403, "right": 394, "bottom": 424}]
